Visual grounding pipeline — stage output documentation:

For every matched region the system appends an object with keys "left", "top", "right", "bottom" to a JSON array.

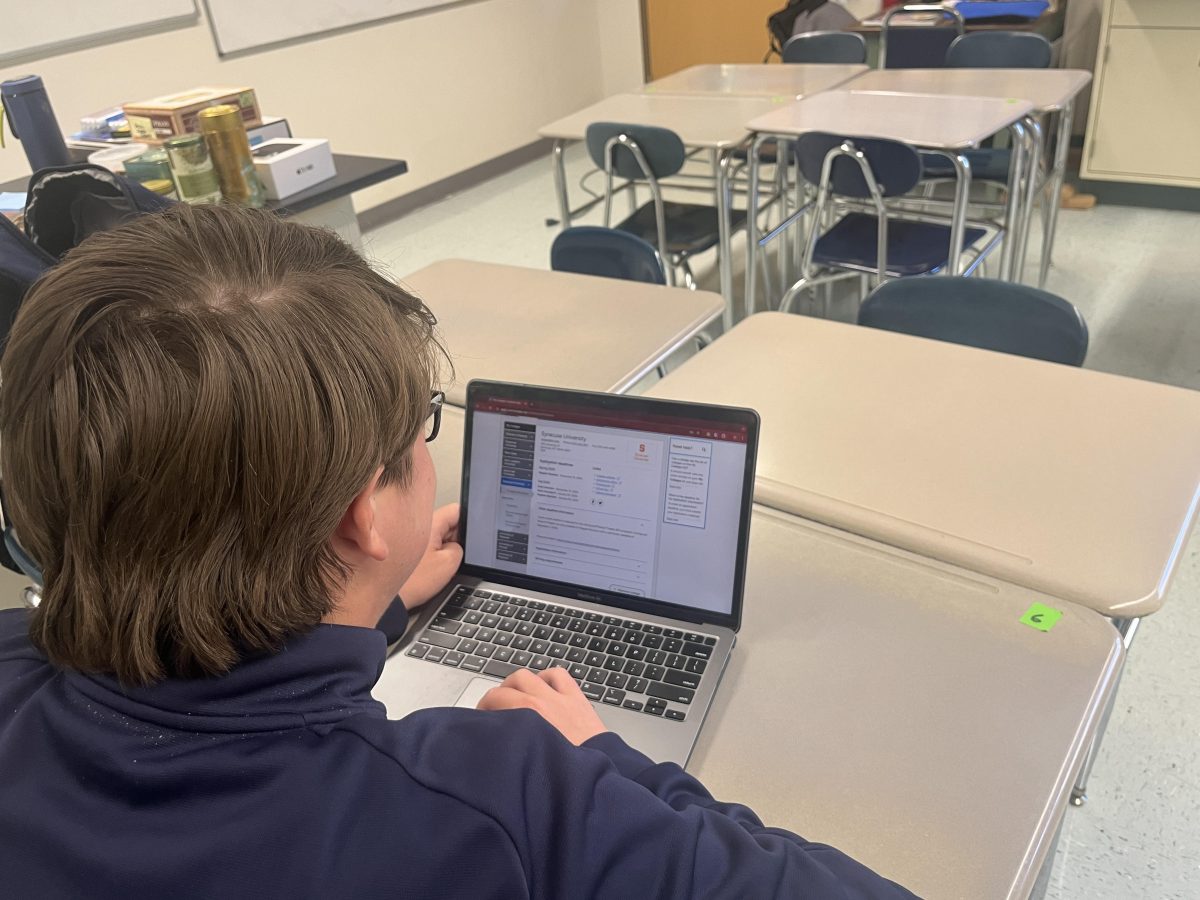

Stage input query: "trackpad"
[{"left": 454, "top": 677, "right": 498, "bottom": 710}]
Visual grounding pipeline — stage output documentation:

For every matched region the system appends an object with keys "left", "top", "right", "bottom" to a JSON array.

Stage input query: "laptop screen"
[{"left": 460, "top": 382, "right": 758, "bottom": 628}]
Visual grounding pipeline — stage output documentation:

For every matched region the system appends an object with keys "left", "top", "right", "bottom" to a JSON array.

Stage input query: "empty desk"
[
  {"left": 743, "top": 90, "right": 1035, "bottom": 313},
  {"left": 692, "top": 505, "right": 1120, "bottom": 899},
  {"left": 540, "top": 92, "right": 784, "bottom": 318},
  {"left": 845, "top": 68, "right": 1093, "bottom": 286},
  {"left": 404, "top": 259, "right": 722, "bottom": 407},
  {"left": 647, "top": 312, "right": 1200, "bottom": 622},
  {"left": 641, "top": 63, "right": 867, "bottom": 99}
]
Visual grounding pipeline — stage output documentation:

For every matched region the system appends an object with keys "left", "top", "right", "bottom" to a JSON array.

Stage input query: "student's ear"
[{"left": 334, "top": 467, "right": 390, "bottom": 562}]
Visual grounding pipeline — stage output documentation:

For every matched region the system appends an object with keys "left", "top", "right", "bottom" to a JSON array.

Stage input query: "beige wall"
[{"left": 1, "top": 0, "right": 645, "bottom": 213}]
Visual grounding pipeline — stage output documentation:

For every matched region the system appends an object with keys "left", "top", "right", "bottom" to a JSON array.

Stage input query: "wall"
[
  {"left": 1063, "top": 0, "right": 1103, "bottom": 134},
  {"left": 1, "top": 0, "right": 645, "bottom": 213},
  {"left": 596, "top": 0, "right": 646, "bottom": 96}
]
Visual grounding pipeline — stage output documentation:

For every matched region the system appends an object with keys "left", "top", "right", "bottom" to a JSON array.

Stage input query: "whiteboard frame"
[
  {"left": 0, "top": 1, "right": 200, "bottom": 67},
  {"left": 200, "top": 0, "right": 475, "bottom": 58}
]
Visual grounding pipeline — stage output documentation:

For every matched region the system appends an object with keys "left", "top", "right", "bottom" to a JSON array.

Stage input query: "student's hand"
[
  {"left": 399, "top": 503, "right": 462, "bottom": 610},
  {"left": 478, "top": 667, "right": 608, "bottom": 746}
]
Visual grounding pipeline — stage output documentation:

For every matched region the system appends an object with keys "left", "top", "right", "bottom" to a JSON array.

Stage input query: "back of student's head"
[{"left": 0, "top": 204, "right": 444, "bottom": 685}]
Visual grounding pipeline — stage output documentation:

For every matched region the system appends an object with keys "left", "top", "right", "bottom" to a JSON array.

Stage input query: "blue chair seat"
[
  {"left": 921, "top": 148, "right": 1011, "bottom": 183},
  {"left": 614, "top": 202, "right": 749, "bottom": 257},
  {"left": 813, "top": 212, "right": 986, "bottom": 277}
]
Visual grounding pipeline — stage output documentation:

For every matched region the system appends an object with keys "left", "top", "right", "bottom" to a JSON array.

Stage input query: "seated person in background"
[{"left": 0, "top": 205, "right": 915, "bottom": 899}]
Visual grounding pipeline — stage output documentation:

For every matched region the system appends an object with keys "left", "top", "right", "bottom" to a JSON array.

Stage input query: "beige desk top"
[
  {"left": 539, "top": 92, "right": 788, "bottom": 149},
  {"left": 648, "top": 313, "right": 1200, "bottom": 617},
  {"left": 403, "top": 260, "right": 722, "bottom": 407},
  {"left": 696, "top": 505, "right": 1120, "bottom": 899},
  {"left": 846, "top": 68, "right": 1092, "bottom": 113},
  {"left": 746, "top": 89, "right": 1035, "bottom": 150},
  {"left": 642, "top": 63, "right": 868, "bottom": 99},
  {"left": 418, "top": 407, "right": 1122, "bottom": 899}
]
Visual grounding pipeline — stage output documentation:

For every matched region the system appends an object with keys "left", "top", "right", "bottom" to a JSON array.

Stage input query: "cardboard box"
[
  {"left": 251, "top": 138, "right": 336, "bottom": 200},
  {"left": 123, "top": 87, "right": 261, "bottom": 144}
]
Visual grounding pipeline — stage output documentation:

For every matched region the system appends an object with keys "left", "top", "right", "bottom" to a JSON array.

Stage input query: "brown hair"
[{"left": 0, "top": 204, "right": 445, "bottom": 685}]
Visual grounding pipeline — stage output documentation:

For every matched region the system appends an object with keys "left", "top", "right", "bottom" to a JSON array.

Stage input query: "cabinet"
[{"left": 1081, "top": 0, "right": 1200, "bottom": 187}]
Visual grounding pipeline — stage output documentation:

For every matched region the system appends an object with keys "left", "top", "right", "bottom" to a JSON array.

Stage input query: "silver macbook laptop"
[{"left": 386, "top": 380, "right": 759, "bottom": 766}]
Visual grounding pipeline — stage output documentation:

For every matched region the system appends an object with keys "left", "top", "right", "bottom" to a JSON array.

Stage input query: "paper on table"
[{"left": 0, "top": 192, "right": 27, "bottom": 212}]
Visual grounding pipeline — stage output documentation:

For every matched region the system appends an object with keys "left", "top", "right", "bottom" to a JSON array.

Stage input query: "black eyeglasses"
[{"left": 425, "top": 391, "right": 445, "bottom": 443}]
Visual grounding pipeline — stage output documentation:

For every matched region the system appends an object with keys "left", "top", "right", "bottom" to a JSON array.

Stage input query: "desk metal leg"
[
  {"left": 1013, "top": 116, "right": 1043, "bottom": 284},
  {"left": 947, "top": 154, "right": 974, "bottom": 276},
  {"left": 776, "top": 140, "right": 792, "bottom": 296},
  {"left": 1071, "top": 614, "right": 1140, "bottom": 807},
  {"left": 715, "top": 149, "right": 736, "bottom": 330},
  {"left": 552, "top": 139, "right": 571, "bottom": 230},
  {"left": 998, "top": 119, "right": 1028, "bottom": 281},
  {"left": 744, "top": 133, "right": 770, "bottom": 320},
  {"left": 1039, "top": 99, "right": 1075, "bottom": 289}
]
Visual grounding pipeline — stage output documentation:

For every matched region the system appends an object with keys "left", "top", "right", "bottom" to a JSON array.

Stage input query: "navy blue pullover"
[{"left": 0, "top": 607, "right": 916, "bottom": 898}]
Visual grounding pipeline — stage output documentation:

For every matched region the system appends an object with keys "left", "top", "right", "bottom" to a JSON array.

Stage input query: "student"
[{"left": 0, "top": 205, "right": 915, "bottom": 898}]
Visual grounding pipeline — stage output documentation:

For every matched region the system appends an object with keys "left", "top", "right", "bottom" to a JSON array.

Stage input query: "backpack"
[
  {"left": 0, "top": 164, "right": 172, "bottom": 575},
  {"left": 765, "top": 0, "right": 829, "bottom": 60},
  {"left": 0, "top": 163, "right": 172, "bottom": 345}
]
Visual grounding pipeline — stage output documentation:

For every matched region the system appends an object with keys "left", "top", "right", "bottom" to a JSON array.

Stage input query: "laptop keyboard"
[{"left": 406, "top": 585, "right": 718, "bottom": 722}]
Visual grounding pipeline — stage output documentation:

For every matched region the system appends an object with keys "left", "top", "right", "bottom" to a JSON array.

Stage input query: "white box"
[{"left": 251, "top": 138, "right": 335, "bottom": 200}]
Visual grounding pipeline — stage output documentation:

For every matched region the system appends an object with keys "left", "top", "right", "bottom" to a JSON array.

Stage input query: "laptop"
[{"left": 386, "top": 380, "right": 759, "bottom": 766}]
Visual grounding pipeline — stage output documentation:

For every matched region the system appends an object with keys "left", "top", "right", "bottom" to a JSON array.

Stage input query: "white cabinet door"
[{"left": 1084, "top": 26, "right": 1200, "bottom": 186}]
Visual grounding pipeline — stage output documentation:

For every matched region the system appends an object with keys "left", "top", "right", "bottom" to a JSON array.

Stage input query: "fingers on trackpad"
[{"left": 454, "top": 676, "right": 496, "bottom": 709}]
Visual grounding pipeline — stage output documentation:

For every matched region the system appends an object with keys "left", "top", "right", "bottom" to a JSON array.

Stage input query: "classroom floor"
[
  {"left": 360, "top": 144, "right": 1200, "bottom": 899},
  {"left": 2, "top": 146, "right": 1195, "bottom": 897}
]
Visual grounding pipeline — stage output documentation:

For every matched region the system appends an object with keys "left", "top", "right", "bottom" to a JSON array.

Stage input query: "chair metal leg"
[
  {"left": 552, "top": 139, "right": 571, "bottom": 229},
  {"left": 779, "top": 278, "right": 813, "bottom": 314},
  {"left": 679, "top": 259, "right": 699, "bottom": 291}
]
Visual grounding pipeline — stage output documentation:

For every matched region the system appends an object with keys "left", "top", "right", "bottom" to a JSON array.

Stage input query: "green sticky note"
[{"left": 1020, "top": 602, "right": 1063, "bottom": 632}]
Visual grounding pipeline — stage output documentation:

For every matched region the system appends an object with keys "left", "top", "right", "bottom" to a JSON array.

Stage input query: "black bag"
[
  {"left": 0, "top": 164, "right": 172, "bottom": 342},
  {"left": 765, "top": 0, "right": 829, "bottom": 60},
  {"left": 0, "top": 164, "right": 173, "bottom": 575}
]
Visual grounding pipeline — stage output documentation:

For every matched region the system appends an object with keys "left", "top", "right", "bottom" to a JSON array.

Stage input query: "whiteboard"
[
  {"left": 1, "top": 0, "right": 198, "bottom": 65},
  {"left": 202, "top": 0, "right": 460, "bottom": 56}
]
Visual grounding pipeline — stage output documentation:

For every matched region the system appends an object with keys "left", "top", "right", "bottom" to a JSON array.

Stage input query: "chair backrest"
[
  {"left": 795, "top": 132, "right": 923, "bottom": 199},
  {"left": 945, "top": 31, "right": 1053, "bottom": 69},
  {"left": 550, "top": 226, "right": 667, "bottom": 285},
  {"left": 585, "top": 122, "right": 686, "bottom": 181},
  {"left": 781, "top": 30, "right": 867, "bottom": 65},
  {"left": 881, "top": 4, "right": 965, "bottom": 69},
  {"left": 858, "top": 277, "right": 1089, "bottom": 366}
]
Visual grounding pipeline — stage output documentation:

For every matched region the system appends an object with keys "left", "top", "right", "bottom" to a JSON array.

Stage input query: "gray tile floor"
[{"left": 361, "top": 146, "right": 1200, "bottom": 898}]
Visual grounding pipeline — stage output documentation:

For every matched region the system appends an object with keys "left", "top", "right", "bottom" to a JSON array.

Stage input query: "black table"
[{"left": 1, "top": 152, "right": 408, "bottom": 245}]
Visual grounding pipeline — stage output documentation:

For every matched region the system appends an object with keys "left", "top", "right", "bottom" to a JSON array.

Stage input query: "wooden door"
[{"left": 643, "top": 0, "right": 784, "bottom": 80}]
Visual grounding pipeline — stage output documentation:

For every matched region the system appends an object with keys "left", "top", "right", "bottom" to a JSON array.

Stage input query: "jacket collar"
[{"left": 67, "top": 624, "right": 390, "bottom": 733}]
